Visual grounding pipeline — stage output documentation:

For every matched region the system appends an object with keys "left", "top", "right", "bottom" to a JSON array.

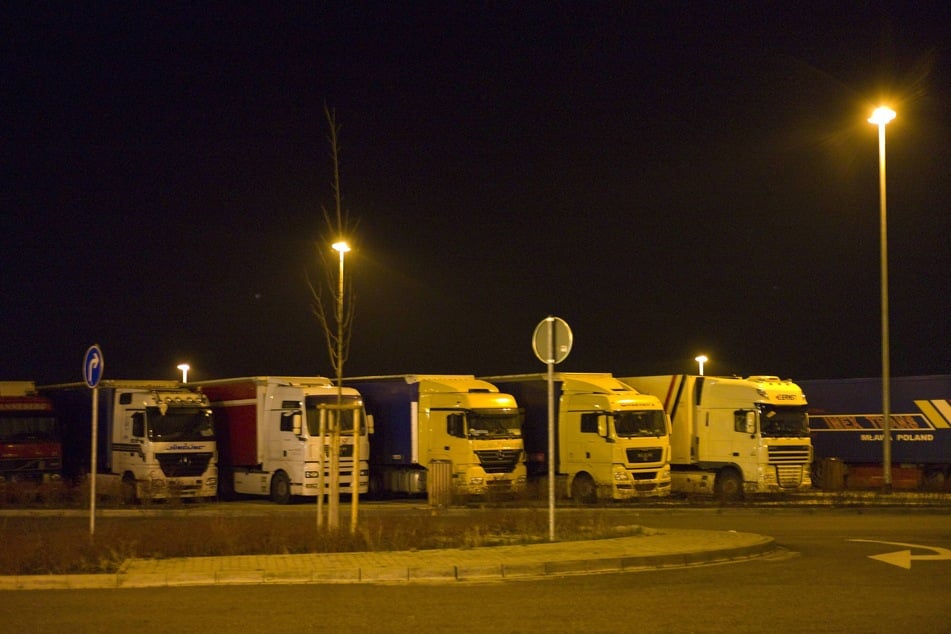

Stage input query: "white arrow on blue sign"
[{"left": 83, "top": 344, "right": 104, "bottom": 388}]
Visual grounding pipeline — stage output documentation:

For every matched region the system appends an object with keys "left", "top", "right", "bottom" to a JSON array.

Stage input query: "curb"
[{"left": 0, "top": 534, "right": 777, "bottom": 590}]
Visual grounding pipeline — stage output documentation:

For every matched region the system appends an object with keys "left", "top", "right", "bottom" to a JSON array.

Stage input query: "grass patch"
[
  {"left": 0, "top": 480, "right": 81, "bottom": 508},
  {"left": 0, "top": 506, "right": 644, "bottom": 576}
]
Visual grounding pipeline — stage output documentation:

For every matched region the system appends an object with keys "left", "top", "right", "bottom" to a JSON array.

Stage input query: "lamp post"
[
  {"left": 176, "top": 364, "right": 190, "bottom": 384},
  {"left": 332, "top": 241, "right": 350, "bottom": 389},
  {"left": 868, "top": 106, "right": 895, "bottom": 492},
  {"left": 695, "top": 355, "right": 708, "bottom": 376},
  {"left": 330, "top": 241, "right": 350, "bottom": 528}
]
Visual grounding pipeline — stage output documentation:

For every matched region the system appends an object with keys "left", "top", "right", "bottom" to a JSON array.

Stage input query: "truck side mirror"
[
  {"left": 365, "top": 413, "right": 374, "bottom": 435},
  {"left": 292, "top": 412, "right": 302, "bottom": 436},
  {"left": 745, "top": 411, "right": 756, "bottom": 435},
  {"left": 734, "top": 410, "right": 756, "bottom": 435},
  {"left": 132, "top": 412, "right": 145, "bottom": 438},
  {"left": 447, "top": 413, "right": 465, "bottom": 438}
]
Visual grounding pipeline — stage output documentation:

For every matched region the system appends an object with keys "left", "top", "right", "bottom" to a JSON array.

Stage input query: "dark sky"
[{"left": 4, "top": 2, "right": 949, "bottom": 385}]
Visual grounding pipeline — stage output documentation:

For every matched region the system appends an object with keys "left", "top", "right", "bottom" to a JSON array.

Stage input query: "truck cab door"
[
  {"left": 431, "top": 411, "right": 464, "bottom": 462},
  {"left": 113, "top": 393, "right": 144, "bottom": 473},
  {"left": 561, "top": 394, "right": 607, "bottom": 475},
  {"left": 268, "top": 386, "right": 304, "bottom": 468}
]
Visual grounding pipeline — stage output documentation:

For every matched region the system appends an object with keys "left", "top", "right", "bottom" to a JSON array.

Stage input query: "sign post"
[
  {"left": 83, "top": 344, "right": 103, "bottom": 538},
  {"left": 532, "top": 317, "right": 572, "bottom": 542}
]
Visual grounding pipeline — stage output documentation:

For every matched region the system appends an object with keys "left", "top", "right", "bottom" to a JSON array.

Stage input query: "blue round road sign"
[{"left": 83, "top": 344, "right": 104, "bottom": 388}]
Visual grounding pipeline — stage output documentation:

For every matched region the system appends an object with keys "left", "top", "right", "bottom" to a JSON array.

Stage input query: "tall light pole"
[
  {"left": 177, "top": 363, "right": 190, "bottom": 383},
  {"left": 695, "top": 355, "right": 708, "bottom": 376},
  {"left": 332, "top": 241, "right": 350, "bottom": 390},
  {"left": 330, "top": 240, "right": 350, "bottom": 528},
  {"left": 868, "top": 106, "right": 895, "bottom": 492}
]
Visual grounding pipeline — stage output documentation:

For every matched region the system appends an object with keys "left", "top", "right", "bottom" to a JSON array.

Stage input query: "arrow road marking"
[{"left": 848, "top": 539, "right": 951, "bottom": 569}]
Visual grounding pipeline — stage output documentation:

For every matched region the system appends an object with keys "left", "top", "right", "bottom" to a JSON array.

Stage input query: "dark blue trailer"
[
  {"left": 344, "top": 375, "right": 525, "bottom": 498},
  {"left": 800, "top": 376, "right": 951, "bottom": 491}
]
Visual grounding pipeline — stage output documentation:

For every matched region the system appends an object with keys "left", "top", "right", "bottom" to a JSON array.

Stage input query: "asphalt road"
[{"left": 2, "top": 507, "right": 948, "bottom": 633}]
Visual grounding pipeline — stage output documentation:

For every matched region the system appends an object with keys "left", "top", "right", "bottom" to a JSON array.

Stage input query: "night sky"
[{"left": 4, "top": 2, "right": 949, "bottom": 385}]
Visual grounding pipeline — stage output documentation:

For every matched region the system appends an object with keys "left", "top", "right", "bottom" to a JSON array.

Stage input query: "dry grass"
[
  {"left": 0, "top": 482, "right": 639, "bottom": 575},
  {"left": 0, "top": 480, "right": 80, "bottom": 508}
]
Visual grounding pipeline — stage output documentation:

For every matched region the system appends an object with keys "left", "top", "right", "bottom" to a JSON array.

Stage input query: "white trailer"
[
  {"left": 620, "top": 375, "right": 812, "bottom": 499},
  {"left": 196, "top": 376, "right": 369, "bottom": 503}
]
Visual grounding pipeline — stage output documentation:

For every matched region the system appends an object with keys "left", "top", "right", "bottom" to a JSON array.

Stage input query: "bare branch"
[{"left": 310, "top": 104, "right": 357, "bottom": 379}]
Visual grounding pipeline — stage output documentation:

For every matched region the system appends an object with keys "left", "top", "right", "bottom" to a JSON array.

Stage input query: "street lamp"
[
  {"left": 868, "top": 106, "right": 896, "bottom": 492},
  {"left": 695, "top": 355, "right": 708, "bottom": 376},
  {"left": 177, "top": 363, "right": 190, "bottom": 383},
  {"left": 329, "top": 240, "right": 351, "bottom": 530},
  {"left": 332, "top": 241, "right": 351, "bottom": 389}
]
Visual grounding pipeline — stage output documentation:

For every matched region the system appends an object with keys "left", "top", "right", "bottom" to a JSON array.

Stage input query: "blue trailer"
[
  {"left": 344, "top": 375, "right": 525, "bottom": 499},
  {"left": 800, "top": 375, "right": 951, "bottom": 491}
]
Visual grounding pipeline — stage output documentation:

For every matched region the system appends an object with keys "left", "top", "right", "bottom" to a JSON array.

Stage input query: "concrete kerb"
[{"left": 0, "top": 529, "right": 779, "bottom": 590}]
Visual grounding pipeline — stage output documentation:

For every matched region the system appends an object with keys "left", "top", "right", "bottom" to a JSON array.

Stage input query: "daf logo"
[
  {"left": 179, "top": 456, "right": 191, "bottom": 465},
  {"left": 776, "top": 394, "right": 797, "bottom": 401}
]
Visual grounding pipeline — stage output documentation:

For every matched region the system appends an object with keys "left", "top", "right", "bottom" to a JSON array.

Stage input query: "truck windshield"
[
  {"left": 304, "top": 395, "right": 365, "bottom": 435},
  {"left": 759, "top": 405, "right": 810, "bottom": 438},
  {"left": 147, "top": 407, "right": 215, "bottom": 441},
  {"left": 614, "top": 410, "right": 668, "bottom": 437},
  {"left": 467, "top": 409, "right": 523, "bottom": 439},
  {"left": 0, "top": 413, "right": 60, "bottom": 442}
]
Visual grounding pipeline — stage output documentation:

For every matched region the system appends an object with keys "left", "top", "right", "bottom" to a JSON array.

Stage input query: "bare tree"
[
  {"left": 309, "top": 105, "right": 358, "bottom": 531},
  {"left": 311, "top": 104, "right": 356, "bottom": 374}
]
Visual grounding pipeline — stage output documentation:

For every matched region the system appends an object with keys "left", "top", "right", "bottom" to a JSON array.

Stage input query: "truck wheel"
[
  {"left": 367, "top": 472, "right": 385, "bottom": 500},
  {"left": 570, "top": 473, "right": 597, "bottom": 504},
  {"left": 270, "top": 471, "right": 292, "bottom": 504},
  {"left": 714, "top": 469, "right": 743, "bottom": 501},
  {"left": 121, "top": 475, "right": 138, "bottom": 505}
]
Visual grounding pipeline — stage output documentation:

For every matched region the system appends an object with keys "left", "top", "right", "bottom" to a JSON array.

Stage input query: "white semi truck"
[
  {"left": 344, "top": 375, "right": 526, "bottom": 499},
  {"left": 483, "top": 373, "right": 671, "bottom": 501},
  {"left": 196, "top": 376, "right": 369, "bottom": 503},
  {"left": 620, "top": 375, "right": 812, "bottom": 499},
  {"left": 41, "top": 380, "right": 217, "bottom": 503}
]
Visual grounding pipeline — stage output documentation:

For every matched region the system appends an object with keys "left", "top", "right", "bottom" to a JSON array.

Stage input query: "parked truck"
[
  {"left": 344, "top": 375, "right": 525, "bottom": 499},
  {"left": 620, "top": 375, "right": 812, "bottom": 499},
  {"left": 40, "top": 380, "right": 217, "bottom": 503},
  {"left": 196, "top": 376, "right": 369, "bottom": 503},
  {"left": 0, "top": 381, "right": 62, "bottom": 483},
  {"left": 800, "top": 375, "right": 951, "bottom": 491},
  {"left": 483, "top": 373, "right": 671, "bottom": 501}
]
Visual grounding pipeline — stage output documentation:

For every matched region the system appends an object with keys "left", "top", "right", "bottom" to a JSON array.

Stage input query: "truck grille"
[
  {"left": 768, "top": 445, "right": 810, "bottom": 488},
  {"left": 775, "top": 464, "right": 805, "bottom": 488},
  {"left": 474, "top": 449, "right": 521, "bottom": 474},
  {"left": 767, "top": 445, "right": 811, "bottom": 464},
  {"left": 626, "top": 448, "right": 663, "bottom": 464},
  {"left": 157, "top": 452, "right": 213, "bottom": 477},
  {"left": 0, "top": 457, "right": 61, "bottom": 479}
]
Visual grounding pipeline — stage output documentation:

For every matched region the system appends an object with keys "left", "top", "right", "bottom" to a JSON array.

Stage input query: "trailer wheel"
[
  {"left": 270, "top": 471, "right": 292, "bottom": 504},
  {"left": 923, "top": 468, "right": 947, "bottom": 492},
  {"left": 570, "top": 473, "right": 597, "bottom": 504},
  {"left": 714, "top": 468, "right": 743, "bottom": 501},
  {"left": 121, "top": 474, "right": 138, "bottom": 505}
]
